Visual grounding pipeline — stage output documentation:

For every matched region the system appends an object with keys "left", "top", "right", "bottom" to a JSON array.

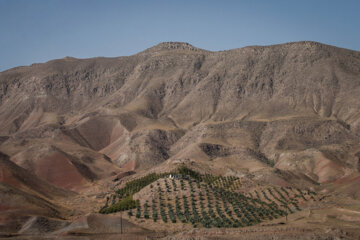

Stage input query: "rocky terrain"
[{"left": 0, "top": 41, "right": 360, "bottom": 239}]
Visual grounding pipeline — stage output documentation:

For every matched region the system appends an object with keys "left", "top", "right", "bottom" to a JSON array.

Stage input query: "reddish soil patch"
[
  {"left": 100, "top": 138, "right": 126, "bottom": 161},
  {"left": 36, "top": 152, "right": 87, "bottom": 190},
  {"left": 314, "top": 154, "right": 344, "bottom": 183},
  {"left": 0, "top": 165, "right": 23, "bottom": 189},
  {"left": 334, "top": 175, "right": 360, "bottom": 185},
  {"left": 123, "top": 159, "right": 137, "bottom": 171}
]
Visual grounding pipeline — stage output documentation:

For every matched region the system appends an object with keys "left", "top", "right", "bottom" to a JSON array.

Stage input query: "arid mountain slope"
[
  {"left": 0, "top": 41, "right": 359, "bottom": 190},
  {"left": 0, "top": 152, "right": 71, "bottom": 198},
  {"left": 0, "top": 153, "right": 72, "bottom": 233},
  {"left": 0, "top": 41, "right": 360, "bottom": 239}
]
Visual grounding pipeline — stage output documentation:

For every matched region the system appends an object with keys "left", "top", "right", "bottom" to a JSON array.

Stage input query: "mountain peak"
[{"left": 141, "top": 42, "right": 205, "bottom": 54}]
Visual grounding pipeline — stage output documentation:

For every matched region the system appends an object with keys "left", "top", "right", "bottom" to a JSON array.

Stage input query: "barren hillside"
[{"left": 0, "top": 41, "right": 360, "bottom": 239}]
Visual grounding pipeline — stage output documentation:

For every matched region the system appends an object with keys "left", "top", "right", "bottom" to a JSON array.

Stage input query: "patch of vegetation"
[
  {"left": 99, "top": 195, "right": 137, "bottom": 214},
  {"left": 100, "top": 165, "right": 316, "bottom": 229},
  {"left": 100, "top": 172, "right": 167, "bottom": 214},
  {"left": 116, "top": 173, "right": 168, "bottom": 199}
]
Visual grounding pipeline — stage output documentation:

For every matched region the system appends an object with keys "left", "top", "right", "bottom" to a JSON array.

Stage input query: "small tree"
[
  {"left": 128, "top": 209, "right": 133, "bottom": 217},
  {"left": 136, "top": 205, "right": 141, "bottom": 218}
]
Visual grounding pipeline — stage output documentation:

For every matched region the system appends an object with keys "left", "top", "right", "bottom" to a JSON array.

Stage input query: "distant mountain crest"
[{"left": 141, "top": 41, "right": 205, "bottom": 54}]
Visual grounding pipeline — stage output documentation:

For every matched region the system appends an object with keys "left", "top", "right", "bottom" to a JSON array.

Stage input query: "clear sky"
[{"left": 1, "top": 0, "right": 360, "bottom": 72}]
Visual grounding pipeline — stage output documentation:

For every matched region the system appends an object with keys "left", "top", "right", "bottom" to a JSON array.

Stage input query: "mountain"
[{"left": 0, "top": 41, "right": 360, "bottom": 238}]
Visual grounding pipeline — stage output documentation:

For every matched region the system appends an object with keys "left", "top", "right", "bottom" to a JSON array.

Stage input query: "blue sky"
[{"left": 1, "top": 0, "right": 359, "bottom": 71}]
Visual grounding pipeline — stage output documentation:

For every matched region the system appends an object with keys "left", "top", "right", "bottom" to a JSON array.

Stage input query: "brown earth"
[{"left": 0, "top": 41, "right": 360, "bottom": 239}]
